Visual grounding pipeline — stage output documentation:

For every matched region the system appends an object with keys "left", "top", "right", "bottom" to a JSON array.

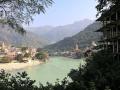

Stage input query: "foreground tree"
[
  {"left": 0, "top": 70, "right": 40, "bottom": 90},
  {"left": 96, "top": 0, "right": 120, "bottom": 16},
  {"left": 67, "top": 50, "right": 120, "bottom": 90},
  {"left": 0, "top": 0, "right": 53, "bottom": 33}
]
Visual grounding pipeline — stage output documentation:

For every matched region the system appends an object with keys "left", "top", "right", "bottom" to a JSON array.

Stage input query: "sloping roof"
[
  {"left": 96, "top": 20, "right": 120, "bottom": 32},
  {"left": 98, "top": 36, "right": 120, "bottom": 42}
]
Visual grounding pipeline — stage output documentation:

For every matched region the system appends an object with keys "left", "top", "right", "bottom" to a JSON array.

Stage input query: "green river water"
[{"left": 13, "top": 57, "right": 85, "bottom": 85}]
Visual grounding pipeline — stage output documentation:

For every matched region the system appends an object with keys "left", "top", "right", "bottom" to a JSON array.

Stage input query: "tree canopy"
[
  {"left": 0, "top": 0, "right": 53, "bottom": 34},
  {"left": 35, "top": 51, "right": 48, "bottom": 61},
  {"left": 96, "top": 0, "right": 120, "bottom": 16}
]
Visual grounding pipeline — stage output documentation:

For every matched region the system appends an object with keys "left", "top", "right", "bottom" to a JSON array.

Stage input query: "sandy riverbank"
[{"left": 0, "top": 60, "right": 43, "bottom": 71}]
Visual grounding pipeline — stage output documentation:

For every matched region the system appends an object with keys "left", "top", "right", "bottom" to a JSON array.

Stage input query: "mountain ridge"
[
  {"left": 0, "top": 25, "right": 48, "bottom": 48},
  {"left": 26, "top": 19, "right": 93, "bottom": 43},
  {"left": 44, "top": 22, "right": 103, "bottom": 52}
]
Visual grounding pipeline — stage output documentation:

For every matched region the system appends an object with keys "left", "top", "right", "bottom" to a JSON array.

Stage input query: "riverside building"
[{"left": 96, "top": 5, "right": 120, "bottom": 59}]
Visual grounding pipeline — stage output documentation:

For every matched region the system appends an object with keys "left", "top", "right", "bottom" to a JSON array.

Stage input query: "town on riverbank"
[
  {"left": 50, "top": 41, "right": 99, "bottom": 59},
  {"left": 0, "top": 41, "right": 49, "bottom": 71}
]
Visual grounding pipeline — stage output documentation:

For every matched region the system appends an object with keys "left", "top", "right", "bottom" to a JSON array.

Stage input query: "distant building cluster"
[
  {"left": 52, "top": 41, "right": 98, "bottom": 59},
  {"left": 51, "top": 43, "right": 82, "bottom": 59},
  {"left": 0, "top": 41, "right": 37, "bottom": 62}
]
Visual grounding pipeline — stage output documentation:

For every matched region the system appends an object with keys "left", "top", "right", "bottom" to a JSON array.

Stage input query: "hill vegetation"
[
  {"left": 0, "top": 25, "right": 48, "bottom": 48},
  {"left": 45, "top": 22, "right": 102, "bottom": 52}
]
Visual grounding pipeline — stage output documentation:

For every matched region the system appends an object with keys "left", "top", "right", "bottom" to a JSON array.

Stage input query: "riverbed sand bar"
[{"left": 0, "top": 60, "right": 43, "bottom": 71}]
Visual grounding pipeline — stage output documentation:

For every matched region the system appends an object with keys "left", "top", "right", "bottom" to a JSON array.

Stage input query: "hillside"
[
  {"left": 26, "top": 19, "right": 93, "bottom": 43},
  {"left": 44, "top": 22, "right": 102, "bottom": 52},
  {"left": 0, "top": 25, "right": 48, "bottom": 48}
]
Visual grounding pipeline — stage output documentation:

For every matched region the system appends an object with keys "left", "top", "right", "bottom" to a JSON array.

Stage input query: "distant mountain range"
[
  {"left": 0, "top": 25, "right": 48, "bottom": 48},
  {"left": 26, "top": 19, "right": 93, "bottom": 44},
  {"left": 44, "top": 22, "right": 103, "bottom": 52},
  {"left": 0, "top": 19, "right": 97, "bottom": 48}
]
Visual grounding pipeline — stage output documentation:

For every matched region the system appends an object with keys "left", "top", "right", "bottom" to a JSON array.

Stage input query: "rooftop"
[{"left": 96, "top": 20, "right": 120, "bottom": 32}]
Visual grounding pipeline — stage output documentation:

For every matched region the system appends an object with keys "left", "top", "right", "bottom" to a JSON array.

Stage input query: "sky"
[{"left": 27, "top": 0, "right": 98, "bottom": 27}]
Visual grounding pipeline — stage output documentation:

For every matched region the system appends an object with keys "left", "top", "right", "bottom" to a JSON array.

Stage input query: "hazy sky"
[{"left": 27, "top": 0, "right": 97, "bottom": 27}]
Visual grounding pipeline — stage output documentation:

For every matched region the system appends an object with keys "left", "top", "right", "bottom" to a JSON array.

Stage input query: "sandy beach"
[{"left": 0, "top": 60, "right": 43, "bottom": 71}]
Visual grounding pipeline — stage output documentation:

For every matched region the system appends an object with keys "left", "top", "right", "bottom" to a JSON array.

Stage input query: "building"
[
  {"left": 0, "top": 41, "right": 40, "bottom": 63},
  {"left": 0, "top": 42, "right": 5, "bottom": 50},
  {"left": 72, "top": 43, "right": 82, "bottom": 59},
  {"left": 96, "top": 5, "right": 120, "bottom": 59},
  {"left": 25, "top": 48, "right": 37, "bottom": 57},
  {"left": 73, "top": 43, "right": 80, "bottom": 52}
]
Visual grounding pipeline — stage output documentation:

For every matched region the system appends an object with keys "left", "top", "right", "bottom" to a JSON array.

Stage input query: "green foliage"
[
  {"left": 35, "top": 52, "right": 46, "bottom": 61},
  {"left": 0, "top": 70, "right": 68, "bottom": 90},
  {"left": 0, "top": 70, "right": 37, "bottom": 90},
  {"left": 0, "top": 56, "right": 12, "bottom": 63},
  {"left": 67, "top": 50, "right": 120, "bottom": 90},
  {"left": 21, "top": 47, "right": 28, "bottom": 52},
  {"left": 15, "top": 54, "right": 24, "bottom": 62},
  {"left": 96, "top": 0, "right": 120, "bottom": 15},
  {"left": 0, "top": 0, "right": 53, "bottom": 34},
  {"left": 24, "top": 53, "right": 31, "bottom": 58}
]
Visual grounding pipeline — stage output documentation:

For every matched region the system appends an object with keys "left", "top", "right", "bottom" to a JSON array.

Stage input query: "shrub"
[
  {"left": 24, "top": 53, "right": 31, "bottom": 58},
  {"left": 35, "top": 52, "right": 46, "bottom": 61},
  {"left": 15, "top": 54, "right": 24, "bottom": 62},
  {"left": 0, "top": 70, "right": 37, "bottom": 90}
]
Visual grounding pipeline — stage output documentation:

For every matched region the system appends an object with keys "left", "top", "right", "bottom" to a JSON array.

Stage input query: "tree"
[
  {"left": 35, "top": 51, "right": 48, "bottom": 61},
  {"left": 21, "top": 47, "right": 28, "bottom": 52},
  {"left": 96, "top": 0, "right": 119, "bottom": 16},
  {"left": 67, "top": 50, "right": 120, "bottom": 90},
  {"left": 0, "top": 0, "right": 53, "bottom": 34},
  {"left": 15, "top": 54, "right": 24, "bottom": 62},
  {"left": 0, "top": 70, "right": 38, "bottom": 90},
  {"left": 24, "top": 53, "right": 31, "bottom": 58}
]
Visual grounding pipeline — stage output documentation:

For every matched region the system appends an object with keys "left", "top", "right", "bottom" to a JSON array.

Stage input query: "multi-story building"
[{"left": 96, "top": 5, "right": 120, "bottom": 59}]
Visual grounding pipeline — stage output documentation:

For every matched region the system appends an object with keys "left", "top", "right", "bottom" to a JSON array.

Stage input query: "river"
[{"left": 13, "top": 57, "right": 85, "bottom": 85}]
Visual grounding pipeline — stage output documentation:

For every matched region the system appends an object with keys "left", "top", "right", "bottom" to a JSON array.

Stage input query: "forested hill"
[
  {"left": 44, "top": 22, "right": 102, "bottom": 52},
  {"left": 0, "top": 25, "right": 48, "bottom": 48}
]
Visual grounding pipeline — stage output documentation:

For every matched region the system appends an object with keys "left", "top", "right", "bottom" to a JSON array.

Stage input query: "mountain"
[
  {"left": 26, "top": 19, "right": 93, "bottom": 44},
  {"left": 0, "top": 25, "right": 48, "bottom": 48},
  {"left": 25, "top": 26, "right": 53, "bottom": 36},
  {"left": 44, "top": 22, "right": 103, "bottom": 52}
]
